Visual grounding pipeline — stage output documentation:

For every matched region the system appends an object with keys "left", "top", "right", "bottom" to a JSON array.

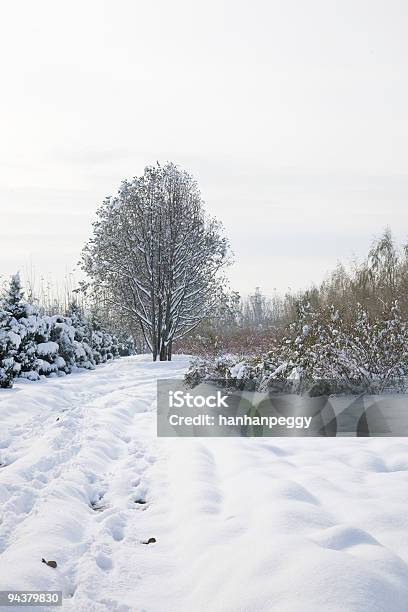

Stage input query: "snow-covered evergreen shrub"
[
  {"left": 48, "top": 315, "right": 76, "bottom": 373},
  {"left": 31, "top": 315, "right": 61, "bottom": 376},
  {"left": 36, "top": 341, "right": 61, "bottom": 376},
  {"left": 66, "top": 303, "right": 95, "bottom": 370},
  {"left": 0, "top": 306, "right": 17, "bottom": 388},
  {"left": 1, "top": 274, "right": 40, "bottom": 381},
  {"left": 0, "top": 275, "right": 124, "bottom": 388},
  {"left": 117, "top": 335, "right": 136, "bottom": 356},
  {"left": 89, "top": 312, "right": 120, "bottom": 364}
]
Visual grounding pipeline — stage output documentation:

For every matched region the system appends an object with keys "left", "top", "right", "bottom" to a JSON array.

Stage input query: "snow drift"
[{"left": 1, "top": 356, "right": 408, "bottom": 611}]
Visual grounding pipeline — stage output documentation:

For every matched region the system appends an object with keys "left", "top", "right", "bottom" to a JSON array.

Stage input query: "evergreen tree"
[
  {"left": 48, "top": 315, "right": 76, "bottom": 373},
  {"left": 117, "top": 334, "right": 135, "bottom": 356},
  {"left": 34, "top": 316, "right": 65, "bottom": 376},
  {"left": 0, "top": 306, "right": 17, "bottom": 388},
  {"left": 89, "top": 310, "right": 120, "bottom": 364},
  {"left": 0, "top": 275, "right": 122, "bottom": 388},
  {"left": 66, "top": 302, "right": 95, "bottom": 369},
  {"left": 1, "top": 274, "right": 39, "bottom": 380}
]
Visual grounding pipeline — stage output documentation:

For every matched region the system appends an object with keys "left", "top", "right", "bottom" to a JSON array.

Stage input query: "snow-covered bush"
[
  {"left": 185, "top": 354, "right": 245, "bottom": 388},
  {"left": 117, "top": 334, "right": 136, "bottom": 356},
  {"left": 185, "top": 353, "right": 285, "bottom": 391},
  {"left": 89, "top": 312, "right": 120, "bottom": 364},
  {"left": 0, "top": 305, "right": 17, "bottom": 388},
  {"left": 278, "top": 302, "right": 337, "bottom": 381},
  {"left": 335, "top": 302, "right": 408, "bottom": 391},
  {"left": 186, "top": 300, "right": 408, "bottom": 394},
  {"left": 66, "top": 303, "right": 95, "bottom": 370},
  {"left": 48, "top": 315, "right": 76, "bottom": 373},
  {"left": 0, "top": 275, "right": 125, "bottom": 388},
  {"left": 36, "top": 341, "right": 62, "bottom": 376},
  {"left": 1, "top": 274, "right": 40, "bottom": 381},
  {"left": 279, "top": 301, "right": 408, "bottom": 391}
]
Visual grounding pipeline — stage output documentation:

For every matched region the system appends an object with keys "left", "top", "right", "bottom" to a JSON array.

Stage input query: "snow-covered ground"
[{"left": 1, "top": 356, "right": 408, "bottom": 612}]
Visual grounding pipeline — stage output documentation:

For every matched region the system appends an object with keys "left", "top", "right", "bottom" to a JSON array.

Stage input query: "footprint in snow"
[
  {"left": 90, "top": 490, "right": 109, "bottom": 512},
  {"left": 103, "top": 513, "right": 127, "bottom": 542},
  {"left": 96, "top": 552, "right": 113, "bottom": 570}
]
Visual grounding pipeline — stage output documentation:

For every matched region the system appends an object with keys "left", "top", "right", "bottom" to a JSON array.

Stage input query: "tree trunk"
[
  {"left": 152, "top": 331, "right": 158, "bottom": 361},
  {"left": 159, "top": 342, "right": 167, "bottom": 361}
]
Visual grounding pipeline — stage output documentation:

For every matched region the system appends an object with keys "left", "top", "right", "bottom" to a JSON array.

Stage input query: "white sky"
[{"left": 1, "top": 0, "right": 407, "bottom": 297}]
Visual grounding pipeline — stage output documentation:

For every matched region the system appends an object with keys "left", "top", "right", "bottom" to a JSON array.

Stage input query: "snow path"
[{"left": 1, "top": 356, "right": 408, "bottom": 611}]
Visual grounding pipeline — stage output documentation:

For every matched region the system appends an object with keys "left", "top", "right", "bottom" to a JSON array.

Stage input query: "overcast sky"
[{"left": 1, "top": 0, "right": 407, "bottom": 297}]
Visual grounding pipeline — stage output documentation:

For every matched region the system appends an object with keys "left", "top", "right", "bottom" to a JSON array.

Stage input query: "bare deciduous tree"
[{"left": 81, "top": 162, "right": 231, "bottom": 360}]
